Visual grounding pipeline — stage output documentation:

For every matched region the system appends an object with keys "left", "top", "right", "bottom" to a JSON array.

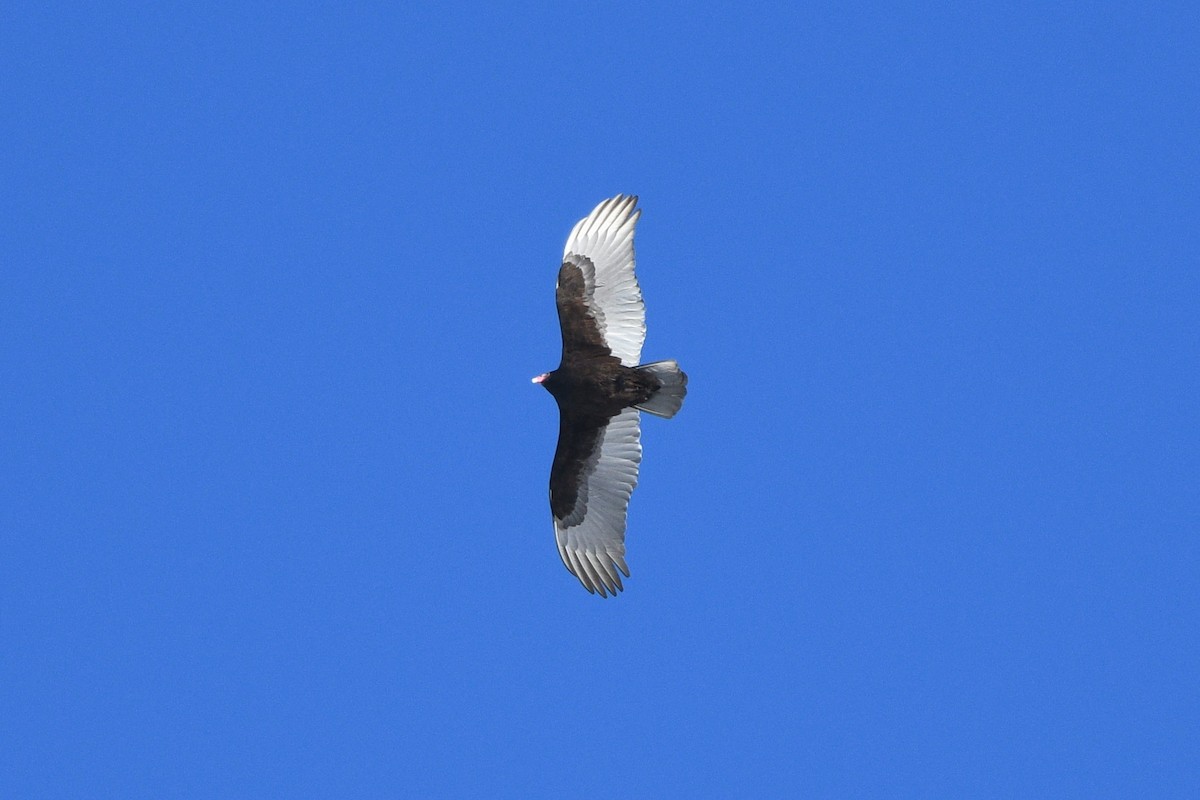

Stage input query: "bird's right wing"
[{"left": 549, "top": 406, "right": 643, "bottom": 597}]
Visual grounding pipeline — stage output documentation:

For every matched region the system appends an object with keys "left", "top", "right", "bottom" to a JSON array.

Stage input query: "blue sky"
[{"left": 3, "top": 3, "right": 1197, "bottom": 797}]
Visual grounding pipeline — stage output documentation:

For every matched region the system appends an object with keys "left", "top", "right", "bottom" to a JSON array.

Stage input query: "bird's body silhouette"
[{"left": 533, "top": 196, "right": 687, "bottom": 596}]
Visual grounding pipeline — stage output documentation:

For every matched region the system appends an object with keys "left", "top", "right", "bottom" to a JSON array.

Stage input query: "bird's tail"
[{"left": 635, "top": 360, "right": 688, "bottom": 419}]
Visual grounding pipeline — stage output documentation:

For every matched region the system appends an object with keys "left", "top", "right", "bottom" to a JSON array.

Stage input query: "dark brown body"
[
  {"left": 539, "top": 357, "right": 661, "bottom": 419},
  {"left": 539, "top": 357, "right": 659, "bottom": 520}
]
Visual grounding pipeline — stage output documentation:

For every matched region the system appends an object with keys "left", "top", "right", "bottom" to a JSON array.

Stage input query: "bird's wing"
[
  {"left": 557, "top": 195, "right": 646, "bottom": 366},
  {"left": 550, "top": 406, "right": 643, "bottom": 596}
]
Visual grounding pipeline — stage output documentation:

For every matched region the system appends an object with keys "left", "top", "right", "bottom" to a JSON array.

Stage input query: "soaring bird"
[{"left": 532, "top": 196, "right": 687, "bottom": 596}]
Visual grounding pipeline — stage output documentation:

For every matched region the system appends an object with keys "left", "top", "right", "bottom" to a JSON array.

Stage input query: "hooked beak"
[{"left": 531, "top": 373, "right": 547, "bottom": 384}]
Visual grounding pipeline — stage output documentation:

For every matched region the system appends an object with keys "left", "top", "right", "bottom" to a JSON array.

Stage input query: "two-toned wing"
[
  {"left": 550, "top": 407, "right": 643, "bottom": 597},
  {"left": 558, "top": 195, "right": 646, "bottom": 366}
]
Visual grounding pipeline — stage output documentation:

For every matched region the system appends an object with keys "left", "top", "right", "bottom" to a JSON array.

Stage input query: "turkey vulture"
[{"left": 533, "top": 195, "right": 687, "bottom": 597}]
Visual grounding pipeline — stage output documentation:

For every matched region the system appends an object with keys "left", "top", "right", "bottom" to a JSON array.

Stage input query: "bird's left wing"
[
  {"left": 550, "top": 406, "right": 643, "bottom": 596},
  {"left": 558, "top": 195, "right": 646, "bottom": 366}
]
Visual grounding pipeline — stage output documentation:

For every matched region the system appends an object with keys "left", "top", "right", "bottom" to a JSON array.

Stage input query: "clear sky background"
[{"left": 3, "top": 3, "right": 1197, "bottom": 797}]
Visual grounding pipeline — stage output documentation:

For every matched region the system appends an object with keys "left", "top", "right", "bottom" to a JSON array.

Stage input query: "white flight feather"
[
  {"left": 561, "top": 195, "right": 647, "bottom": 367},
  {"left": 554, "top": 407, "right": 642, "bottom": 596}
]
